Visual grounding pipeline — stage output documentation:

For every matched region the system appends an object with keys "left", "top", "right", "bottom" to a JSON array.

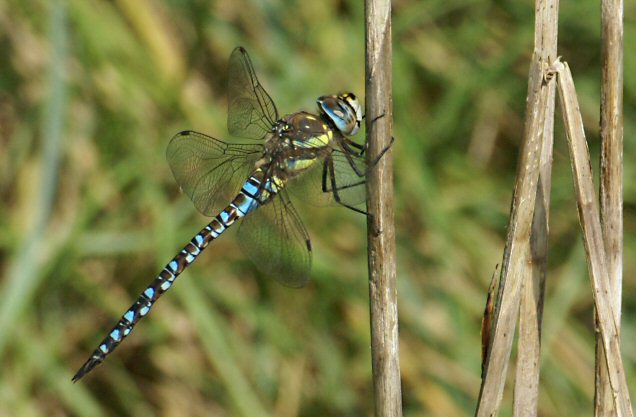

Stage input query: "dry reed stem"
[
  {"left": 596, "top": 0, "right": 624, "bottom": 414},
  {"left": 365, "top": 0, "right": 402, "bottom": 416},
  {"left": 475, "top": 53, "right": 553, "bottom": 417},
  {"left": 513, "top": 1, "right": 558, "bottom": 415},
  {"left": 554, "top": 59, "right": 633, "bottom": 417}
]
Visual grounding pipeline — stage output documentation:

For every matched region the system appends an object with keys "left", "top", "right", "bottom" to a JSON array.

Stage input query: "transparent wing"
[
  {"left": 166, "top": 130, "right": 263, "bottom": 216},
  {"left": 328, "top": 148, "right": 367, "bottom": 206},
  {"left": 237, "top": 191, "right": 312, "bottom": 288},
  {"left": 290, "top": 148, "right": 367, "bottom": 208},
  {"left": 227, "top": 47, "right": 279, "bottom": 140}
]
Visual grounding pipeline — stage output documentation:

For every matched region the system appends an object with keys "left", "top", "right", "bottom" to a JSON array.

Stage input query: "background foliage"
[{"left": 0, "top": 0, "right": 634, "bottom": 416}]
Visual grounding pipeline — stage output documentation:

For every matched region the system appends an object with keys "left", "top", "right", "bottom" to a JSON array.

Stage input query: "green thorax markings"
[{"left": 258, "top": 112, "right": 335, "bottom": 177}]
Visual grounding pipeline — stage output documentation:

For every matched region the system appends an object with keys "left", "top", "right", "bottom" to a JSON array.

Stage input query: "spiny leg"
[
  {"left": 368, "top": 135, "right": 395, "bottom": 167},
  {"left": 326, "top": 156, "right": 367, "bottom": 215},
  {"left": 332, "top": 134, "right": 387, "bottom": 191},
  {"left": 340, "top": 125, "right": 393, "bottom": 166},
  {"left": 342, "top": 138, "right": 366, "bottom": 157},
  {"left": 321, "top": 158, "right": 365, "bottom": 194},
  {"left": 340, "top": 145, "right": 366, "bottom": 178},
  {"left": 321, "top": 158, "right": 329, "bottom": 193},
  {"left": 363, "top": 111, "right": 394, "bottom": 167}
]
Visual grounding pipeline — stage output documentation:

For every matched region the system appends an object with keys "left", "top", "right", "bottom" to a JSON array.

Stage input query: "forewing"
[
  {"left": 166, "top": 131, "right": 262, "bottom": 216},
  {"left": 237, "top": 191, "right": 312, "bottom": 288},
  {"left": 227, "top": 47, "right": 279, "bottom": 140}
]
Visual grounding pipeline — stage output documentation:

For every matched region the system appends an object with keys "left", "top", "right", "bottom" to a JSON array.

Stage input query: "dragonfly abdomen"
[{"left": 72, "top": 172, "right": 277, "bottom": 382}]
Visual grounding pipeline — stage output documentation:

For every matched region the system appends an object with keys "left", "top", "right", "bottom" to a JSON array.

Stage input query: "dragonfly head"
[{"left": 317, "top": 93, "right": 362, "bottom": 136}]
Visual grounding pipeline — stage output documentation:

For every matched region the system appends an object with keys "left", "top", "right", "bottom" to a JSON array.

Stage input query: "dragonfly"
[{"left": 73, "top": 46, "right": 384, "bottom": 382}]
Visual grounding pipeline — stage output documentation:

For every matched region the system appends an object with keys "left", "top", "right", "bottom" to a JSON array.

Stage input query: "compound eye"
[
  {"left": 317, "top": 93, "right": 363, "bottom": 136},
  {"left": 333, "top": 108, "right": 345, "bottom": 119}
]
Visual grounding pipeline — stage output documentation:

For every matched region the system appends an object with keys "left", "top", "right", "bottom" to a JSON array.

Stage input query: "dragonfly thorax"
[
  {"left": 261, "top": 112, "right": 335, "bottom": 179},
  {"left": 279, "top": 112, "right": 333, "bottom": 146}
]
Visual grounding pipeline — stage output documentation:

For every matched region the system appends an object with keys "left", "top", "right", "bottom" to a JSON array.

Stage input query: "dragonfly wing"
[
  {"left": 166, "top": 130, "right": 263, "bottom": 216},
  {"left": 328, "top": 148, "right": 367, "bottom": 206},
  {"left": 227, "top": 47, "right": 279, "bottom": 140},
  {"left": 290, "top": 148, "right": 367, "bottom": 208},
  {"left": 237, "top": 191, "right": 312, "bottom": 288}
]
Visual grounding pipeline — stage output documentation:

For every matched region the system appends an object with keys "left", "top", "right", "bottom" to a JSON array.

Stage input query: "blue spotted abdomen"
[{"left": 72, "top": 170, "right": 279, "bottom": 381}]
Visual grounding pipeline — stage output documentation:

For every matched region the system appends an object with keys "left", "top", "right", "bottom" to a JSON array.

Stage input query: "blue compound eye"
[{"left": 317, "top": 93, "right": 362, "bottom": 136}]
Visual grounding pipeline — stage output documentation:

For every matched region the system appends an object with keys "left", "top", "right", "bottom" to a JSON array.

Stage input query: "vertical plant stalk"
[
  {"left": 475, "top": 0, "right": 559, "bottom": 410},
  {"left": 365, "top": 0, "right": 402, "bottom": 416},
  {"left": 475, "top": 54, "right": 551, "bottom": 417},
  {"left": 513, "top": 1, "right": 558, "bottom": 415},
  {"left": 555, "top": 60, "right": 633, "bottom": 417},
  {"left": 596, "top": 0, "right": 624, "bottom": 414}
]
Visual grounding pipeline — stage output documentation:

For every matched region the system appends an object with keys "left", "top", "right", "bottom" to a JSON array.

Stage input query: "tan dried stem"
[{"left": 365, "top": 0, "right": 402, "bottom": 416}]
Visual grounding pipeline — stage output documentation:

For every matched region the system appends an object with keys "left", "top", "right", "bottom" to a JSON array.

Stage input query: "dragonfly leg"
[
  {"left": 339, "top": 135, "right": 394, "bottom": 175},
  {"left": 342, "top": 138, "right": 366, "bottom": 157},
  {"left": 340, "top": 145, "right": 367, "bottom": 178},
  {"left": 321, "top": 158, "right": 365, "bottom": 193},
  {"left": 340, "top": 122, "right": 394, "bottom": 167},
  {"left": 326, "top": 157, "right": 368, "bottom": 215},
  {"left": 369, "top": 112, "right": 385, "bottom": 124},
  {"left": 321, "top": 158, "right": 329, "bottom": 192},
  {"left": 368, "top": 136, "right": 395, "bottom": 168},
  {"left": 362, "top": 111, "right": 394, "bottom": 166}
]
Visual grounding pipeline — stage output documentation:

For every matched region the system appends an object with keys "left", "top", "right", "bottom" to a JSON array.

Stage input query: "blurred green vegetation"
[{"left": 0, "top": 0, "right": 634, "bottom": 416}]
